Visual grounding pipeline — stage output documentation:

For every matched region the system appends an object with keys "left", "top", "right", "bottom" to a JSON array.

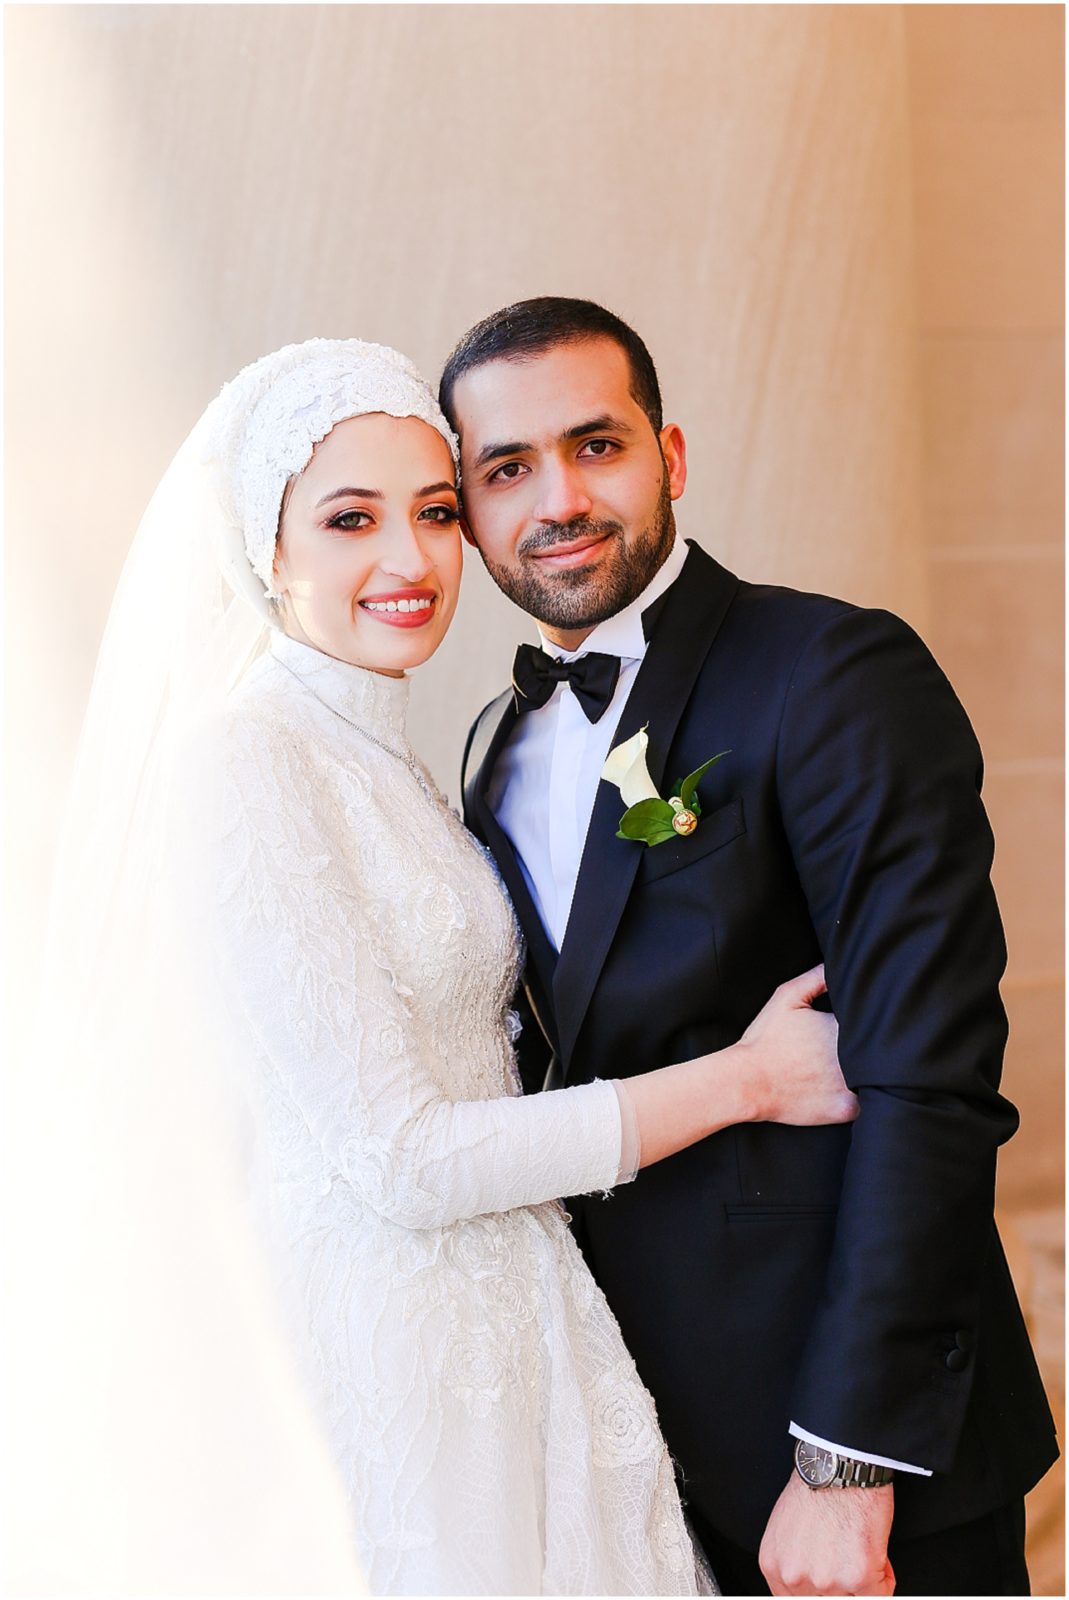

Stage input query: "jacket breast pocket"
[{"left": 638, "top": 796, "right": 746, "bottom": 884}]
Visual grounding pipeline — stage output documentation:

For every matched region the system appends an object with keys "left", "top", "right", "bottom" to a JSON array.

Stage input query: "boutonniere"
[{"left": 601, "top": 726, "right": 729, "bottom": 848}]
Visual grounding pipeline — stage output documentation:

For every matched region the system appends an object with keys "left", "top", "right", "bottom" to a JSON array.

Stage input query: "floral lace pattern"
[{"left": 193, "top": 632, "right": 711, "bottom": 1596}]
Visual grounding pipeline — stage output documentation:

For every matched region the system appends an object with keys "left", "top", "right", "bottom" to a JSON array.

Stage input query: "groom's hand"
[{"left": 758, "top": 1474, "right": 895, "bottom": 1595}]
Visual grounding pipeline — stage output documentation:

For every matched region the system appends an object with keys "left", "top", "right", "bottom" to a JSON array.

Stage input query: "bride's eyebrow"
[
  {"left": 314, "top": 482, "right": 456, "bottom": 508},
  {"left": 315, "top": 486, "right": 383, "bottom": 508}
]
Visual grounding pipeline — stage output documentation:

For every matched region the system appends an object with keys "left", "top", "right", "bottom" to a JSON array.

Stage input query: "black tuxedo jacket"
[{"left": 462, "top": 542, "right": 1057, "bottom": 1551}]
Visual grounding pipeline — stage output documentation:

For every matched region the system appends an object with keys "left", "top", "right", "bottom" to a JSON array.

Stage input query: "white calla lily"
[{"left": 601, "top": 726, "right": 661, "bottom": 808}]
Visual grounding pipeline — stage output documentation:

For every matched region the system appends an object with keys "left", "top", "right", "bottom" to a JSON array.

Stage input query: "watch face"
[{"left": 795, "top": 1440, "right": 838, "bottom": 1487}]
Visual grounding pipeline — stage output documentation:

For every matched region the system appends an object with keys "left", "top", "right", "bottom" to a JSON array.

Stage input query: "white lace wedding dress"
[{"left": 196, "top": 631, "right": 713, "bottom": 1597}]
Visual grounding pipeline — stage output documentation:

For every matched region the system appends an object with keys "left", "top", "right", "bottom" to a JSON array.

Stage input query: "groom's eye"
[
  {"left": 578, "top": 439, "right": 619, "bottom": 459},
  {"left": 487, "top": 461, "right": 529, "bottom": 484}
]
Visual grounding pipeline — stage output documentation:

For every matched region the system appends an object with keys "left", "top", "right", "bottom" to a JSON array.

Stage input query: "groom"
[{"left": 443, "top": 298, "right": 1057, "bottom": 1596}]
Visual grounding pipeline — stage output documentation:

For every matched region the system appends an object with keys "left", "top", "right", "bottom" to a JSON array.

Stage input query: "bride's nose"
[{"left": 379, "top": 520, "right": 434, "bottom": 584}]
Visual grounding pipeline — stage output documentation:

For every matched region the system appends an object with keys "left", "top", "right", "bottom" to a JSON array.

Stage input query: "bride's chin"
[{"left": 349, "top": 620, "right": 449, "bottom": 675}]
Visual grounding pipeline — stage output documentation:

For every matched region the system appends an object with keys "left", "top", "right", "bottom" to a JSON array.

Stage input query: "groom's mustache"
[{"left": 518, "top": 519, "right": 625, "bottom": 558}]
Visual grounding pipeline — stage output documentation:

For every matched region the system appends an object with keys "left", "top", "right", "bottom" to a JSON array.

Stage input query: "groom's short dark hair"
[{"left": 439, "top": 297, "right": 664, "bottom": 435}]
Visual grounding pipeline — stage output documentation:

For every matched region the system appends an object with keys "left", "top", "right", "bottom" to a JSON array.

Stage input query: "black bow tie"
[{"left": 511, "top": 642, "right": 621, "bottom": 724}]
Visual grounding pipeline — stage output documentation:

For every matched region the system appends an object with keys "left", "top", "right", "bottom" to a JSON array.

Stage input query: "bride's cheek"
[{"left": 441, "top": 539, "right": 464, "bottom": 617}]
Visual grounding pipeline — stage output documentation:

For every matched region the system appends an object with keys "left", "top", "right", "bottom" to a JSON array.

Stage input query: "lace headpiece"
[{"left": 202, "top": 337, "right": 459, "bottom": 598}]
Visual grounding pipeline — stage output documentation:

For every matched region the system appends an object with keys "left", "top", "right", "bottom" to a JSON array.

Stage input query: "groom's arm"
[
  {"left": 759, "top": 606, "right": 1017, "bottom": 1593},
  {"left": 777, "top": 605, "right": 1016, "bottom": 1464}
]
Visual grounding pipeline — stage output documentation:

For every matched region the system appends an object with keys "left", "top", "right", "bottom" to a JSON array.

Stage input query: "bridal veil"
[{"left": 8, "top": 340, "right": 457, "bottom": 1594}]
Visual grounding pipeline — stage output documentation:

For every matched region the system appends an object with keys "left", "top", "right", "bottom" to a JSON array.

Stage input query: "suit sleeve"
[{"left": 776, "top": 606, "right": 1018, "bottom": 1474}]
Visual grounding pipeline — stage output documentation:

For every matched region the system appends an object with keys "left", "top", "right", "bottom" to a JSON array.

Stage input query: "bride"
[{"left": 47, "top": 338, "right": 856, "bottom": 1596}]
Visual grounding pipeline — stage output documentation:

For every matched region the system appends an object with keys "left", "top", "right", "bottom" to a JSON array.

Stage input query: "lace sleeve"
[{"left": 199, "top": 717, "right": 624, "bottom": 1231}]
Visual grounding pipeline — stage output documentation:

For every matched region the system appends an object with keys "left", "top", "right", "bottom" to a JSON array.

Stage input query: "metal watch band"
[{"left": 832, "top": 1457, "right": 895, "bottom": 1488}]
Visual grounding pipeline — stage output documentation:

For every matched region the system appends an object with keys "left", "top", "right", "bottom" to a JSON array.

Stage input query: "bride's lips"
[
  {"left": 529, "top": 533, "right": 612, "bottom": 570},
  {"left": 357, "top": 587, "right": 439, "bottom": 628}
]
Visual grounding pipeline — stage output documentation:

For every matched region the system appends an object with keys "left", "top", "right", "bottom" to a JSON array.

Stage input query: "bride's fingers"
[
  {"left": 778, "top": 963, "right": 827, "bottom": 1008},
  {"left": 839, "top": 1091, "right": 861, "bottom": 1123}
]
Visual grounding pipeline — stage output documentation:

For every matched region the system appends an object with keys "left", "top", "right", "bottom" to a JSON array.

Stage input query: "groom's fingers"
[
  {"left": 765, "top": 1574, "right": 892, "bottom": 1598},
  {"left": 759, "top": 1475, "right": 895, "bottom": 1597}
]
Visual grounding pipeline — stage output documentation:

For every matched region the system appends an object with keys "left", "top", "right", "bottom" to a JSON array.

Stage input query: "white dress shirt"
[
  {"left": 488, "top": 534, "right": 689, "bottom": 951},
  {"left": 488, "top": 533, "right": 929, "bottom": 1478}
]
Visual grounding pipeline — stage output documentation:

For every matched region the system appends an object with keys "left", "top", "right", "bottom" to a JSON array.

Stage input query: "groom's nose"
[{"left": 534, "top": 457, "right": 594, "bottom": 526}]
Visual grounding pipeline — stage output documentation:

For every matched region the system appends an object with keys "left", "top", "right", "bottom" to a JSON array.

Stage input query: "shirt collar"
[{"left": 537, "top": 532, "right": 689, "bottom": 664}]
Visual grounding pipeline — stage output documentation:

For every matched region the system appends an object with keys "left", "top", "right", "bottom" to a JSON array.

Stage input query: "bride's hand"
[
  {"left": 735, "top": 965, "right": 858, "bottom": 1127},
  {"left": 623, "top": 966, "right": 856, "bottom": 1169}
]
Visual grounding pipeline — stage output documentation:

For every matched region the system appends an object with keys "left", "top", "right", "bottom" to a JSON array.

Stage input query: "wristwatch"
[{"left": 794, "top": 1438, "right": 895, "bottom": 1489}]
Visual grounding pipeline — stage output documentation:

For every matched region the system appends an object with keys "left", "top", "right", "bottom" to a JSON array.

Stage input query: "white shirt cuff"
[{"left": 789, "top": 1422, "right": 932, "bottom": 1476}]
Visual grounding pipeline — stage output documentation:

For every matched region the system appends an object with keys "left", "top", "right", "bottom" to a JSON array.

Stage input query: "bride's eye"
[
  {"left": 418, "top": 504, "right": 459, "bottom": 525},
  {"left": 328, "top": 509, "right": 372, "bottom": 532}
]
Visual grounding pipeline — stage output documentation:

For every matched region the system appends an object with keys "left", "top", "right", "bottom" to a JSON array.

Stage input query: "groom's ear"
[
  {"left": 459, "top": 506, "right": 479, "bottom": 549},
  {"left": 659, "top": 423, "right": 688, "bottom": 501}
]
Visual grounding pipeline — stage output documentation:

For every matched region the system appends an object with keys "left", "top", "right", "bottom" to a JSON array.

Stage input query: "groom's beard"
[{"left": 475, "top": 470, "right": 675, "bottom": 633}]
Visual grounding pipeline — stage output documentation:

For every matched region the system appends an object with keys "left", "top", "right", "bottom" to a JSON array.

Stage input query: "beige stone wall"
[
  {"left": 905, "top": 3, "right": 1063, "bottom": 1211},
  {"left": 5, "top": 4, "right": 1062, "bottom": 1588},
  {"left": 902, "top": 8, "right": 1064, "bottom": 1588}
]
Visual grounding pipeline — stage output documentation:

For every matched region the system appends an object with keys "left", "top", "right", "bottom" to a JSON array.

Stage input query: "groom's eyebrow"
[
  {"left": 561, "top": 413, "right": 634, "bottom": 441},
  {"left": 471, "top": 414, "right": 635, "bottom": 472},
  {"left": 471, "top": 438, "right": 532, "bottom": 471}
]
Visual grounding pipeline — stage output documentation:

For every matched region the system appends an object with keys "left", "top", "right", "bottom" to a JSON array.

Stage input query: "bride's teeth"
[{"left": 363, "top": 597, "right": 433, "bottom": 613}]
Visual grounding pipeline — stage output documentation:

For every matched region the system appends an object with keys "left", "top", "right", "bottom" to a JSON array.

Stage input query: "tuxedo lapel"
[
  {"left": 463, "top": 690, "right": 560, "bottom": 1048},
  {"left": 553, "top": 544, "right": 740, "bottom": 1069},
  {"left": 462, "top": 689, "right": 513, "bottom": 825}
]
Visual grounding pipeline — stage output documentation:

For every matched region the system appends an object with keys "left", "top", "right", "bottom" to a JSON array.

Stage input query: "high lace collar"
[{"left": 269, "top": 630, "right": 411, "bottom": 754}]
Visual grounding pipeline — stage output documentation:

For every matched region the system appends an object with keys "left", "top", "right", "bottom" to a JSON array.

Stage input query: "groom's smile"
[
  {"left": 524, "top": 522, "right": 621, "bottom": 568},
  {"left": 448, "top": 336, "right": 688, "bottom": 650}
]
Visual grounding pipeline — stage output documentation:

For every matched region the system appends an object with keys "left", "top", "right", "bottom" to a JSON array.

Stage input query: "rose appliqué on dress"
[
  {"left": 589, "top": 1361, "right": 663, "bottom": 1469},
  {"left": 442, "top": 1322, "right": 510, "bottom": 1419}
]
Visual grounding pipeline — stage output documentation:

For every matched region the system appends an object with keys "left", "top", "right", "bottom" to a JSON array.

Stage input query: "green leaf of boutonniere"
[
  {"left": 679, "top": 752, "right": 730, "bottom": 813},
  {"left": 616, "top": 797, "right": 678, "bottom": 846}
]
